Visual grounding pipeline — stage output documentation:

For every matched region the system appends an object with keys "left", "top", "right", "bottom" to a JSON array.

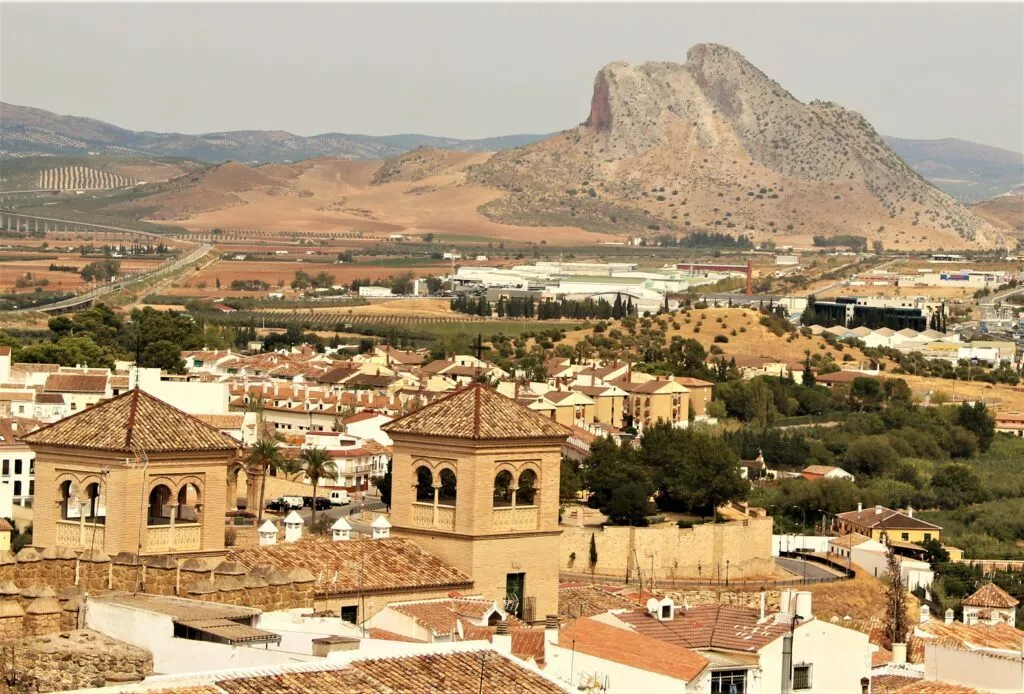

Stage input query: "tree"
[
  {"left": 930, "top": 463, "right": 986, "bottom": 509},
  {"left": 560, "top": 458, "right": 582, "bottom": 504},
  {"left": 917, "top": 538, "right": 950, "bottom": 567},
  {"left": 299, "top": 447, "right": 337, "bottom": 531},
  {"left": 16, "top": 336, "right": 115, "bottom": 369},
  {"left": 588, "top": 533, "right": 598, "bottom": 574},
  {"left": 843, "top": 436, "right": 899, "bottom": 476},
  {"left": 802, "top": 349, "right": 815, "bottom": 387},
  {"left": 248, "top": 439, "right": 281, "bottom": 523},
  {"left": 583, "top": 437, "right": 653, "bottom": 525},
  {"left": 883, "top": 538, "right": 910, "bottom": 648},
  {"left": 375, "top": 460, "right": 393, "bottom": 507},
  {"left": 955, "top": 402, "right": 995, "bottom": 452},
  {"left": 139, "top": 340, "right": 185, "bottom": 373}
]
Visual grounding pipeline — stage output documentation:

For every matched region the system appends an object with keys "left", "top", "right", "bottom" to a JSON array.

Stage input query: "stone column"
[
  {"left": 78, "top": 500, "right": 89, "bottom": 546},
  {"left": 432, "top": 485, "right": 440, "bottom": 525},
  {"left": 168, "top": 503, "right": 178, "bottom": 550}
]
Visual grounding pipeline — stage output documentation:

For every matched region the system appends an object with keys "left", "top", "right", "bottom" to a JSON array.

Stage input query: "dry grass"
[
  {"left": 808, "top": 567, "right": 919, "bottom": 623},
  {"left": 0, "top": 257, "right": 163, "bottom": 292}
]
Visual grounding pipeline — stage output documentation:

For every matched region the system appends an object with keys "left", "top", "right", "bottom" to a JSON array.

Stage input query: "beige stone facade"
[
  {"left": 560, "top": 517, "right": 775, "bottom": 581},
  {"left": 389, "top": 436, "right": 563, "bottom": 623},
  {"left": 32, "top": 448, "right": 233, "bottom": 558}
]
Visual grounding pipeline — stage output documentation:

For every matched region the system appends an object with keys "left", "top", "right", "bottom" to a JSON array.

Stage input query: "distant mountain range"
[
  {"left": 1, "top": 100, "right": 1021, "bottom": 205},
  {"left": 0, "top": 102, "right": 550, "bottom": 163}
]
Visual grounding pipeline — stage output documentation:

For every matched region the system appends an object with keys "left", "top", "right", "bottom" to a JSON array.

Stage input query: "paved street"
[
  {"left": 295, "top": 495, "right": 387, "bottom": 536},
  {"left": 775, "top": 557, "right": 846, "bottom": 581}
]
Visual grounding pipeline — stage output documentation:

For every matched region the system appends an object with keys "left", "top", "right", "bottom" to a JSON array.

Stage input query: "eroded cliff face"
[{"left": 468, "top": 43, "right": 999, "bottom": 246}]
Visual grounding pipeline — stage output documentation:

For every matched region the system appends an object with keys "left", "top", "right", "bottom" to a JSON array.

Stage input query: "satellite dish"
[{"left": 646, "top": 597, "right": 660, "bottom": 614}]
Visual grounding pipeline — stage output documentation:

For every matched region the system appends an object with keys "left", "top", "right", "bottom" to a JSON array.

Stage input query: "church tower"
[{"left": 383, "top": 384, "right": 568, "bottom": 622}]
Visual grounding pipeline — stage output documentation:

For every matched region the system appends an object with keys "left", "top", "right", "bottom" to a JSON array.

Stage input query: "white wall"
[
  {"left": 757, "top": 620, "right": 870, "bottom": 694},
  {"left": 135, "top": 368, "right": 229, "bottom": 414},
  {"left": 925, "top": 642, "right": 1024, "bottom": 693},
  {"left": 85, "top": 600, "right": 317, "bottom": 674},
  {"left": 544, "top": 642, "right": 693, "bottom": 693}
]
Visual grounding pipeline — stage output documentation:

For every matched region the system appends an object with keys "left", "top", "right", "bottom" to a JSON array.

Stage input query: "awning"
[{"left": 176, "top": 618, "right": 281, "bottom": 646}]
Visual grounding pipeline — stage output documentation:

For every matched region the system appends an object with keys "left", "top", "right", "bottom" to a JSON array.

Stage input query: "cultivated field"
[
  {"left": 0, "top": 257, "right": 164, "bottom": 292},
  {"left": 39, "top": 166, "right": 134, "bottom": 191}
]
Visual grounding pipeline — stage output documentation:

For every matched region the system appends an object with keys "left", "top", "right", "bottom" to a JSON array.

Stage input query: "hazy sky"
[{"left": 3, "top": 3, "right": 1022, "bottom": 152}]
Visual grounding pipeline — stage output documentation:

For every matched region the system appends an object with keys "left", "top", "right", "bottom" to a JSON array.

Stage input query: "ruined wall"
[
  {"left": 0, "top": 630, "right": 152, "bottom": 692},
  {"left": 560, "top": 517, "right": 775, "bottom": 581}
]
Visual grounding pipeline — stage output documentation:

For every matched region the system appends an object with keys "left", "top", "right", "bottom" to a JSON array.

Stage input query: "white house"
[{"left": 358, "top": 286, "right": 393, "bottom": 298}]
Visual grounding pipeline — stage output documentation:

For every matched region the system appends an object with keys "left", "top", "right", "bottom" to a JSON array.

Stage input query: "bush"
[{"left": 714, "top": 335, "right": 729, "bottom": 343}]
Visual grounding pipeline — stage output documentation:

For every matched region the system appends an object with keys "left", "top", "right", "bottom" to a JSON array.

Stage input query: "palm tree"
[
  {"left": 300, "top": 447, "right": 337, "bottom": 532},
  {"left": 248, "top": 438, "right": 281, "bottom": 523}
]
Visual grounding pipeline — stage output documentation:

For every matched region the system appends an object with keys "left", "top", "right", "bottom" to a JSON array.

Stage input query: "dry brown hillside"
[
  {"left": 469, "top": 43, "right": 1002, "bottom": 250},
  {"left": 971, "top": 194, "right": 1024, "bottom": 233}
]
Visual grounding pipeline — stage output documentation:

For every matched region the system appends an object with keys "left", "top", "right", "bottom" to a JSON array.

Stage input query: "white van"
[
  {"left": 280, "top": 496, "right": 304, "bottom": 510},
  {"left": 329, "top": 490, "right": 352, "bottom": 506}
]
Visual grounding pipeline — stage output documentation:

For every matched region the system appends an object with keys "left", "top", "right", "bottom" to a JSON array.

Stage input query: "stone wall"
[
  {"left": 560, "top": 517, "right": 775, "bottom": 581},
  {"left": 0, "top": 629, "right": 152, "bottom": 692}
]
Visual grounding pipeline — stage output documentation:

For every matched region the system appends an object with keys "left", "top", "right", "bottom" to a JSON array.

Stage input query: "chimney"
[
  {"left": 311, "top": 636, "right": 359, "bottom": 657},
  {"left": 760, "top": 591, "right": 767, "bottom": 622},
  {"left": 944, "top": 608, "right": 954, "bottom": 625},
  {"left": 857, "top": 502, "right": 863, "bottom": 513},
  {"left": 919, "top": 604, "right": 930, "bottom": 623},
  {"left": 493, "top": 619, "right": 512, "bottom": 655},
  {"left": 258, "top": 520, "right": 278, "bottom": 545},
  {"left": 543, "top": 614, "right": 559, "bottom": 663},
  {"left": 875, "top": 505, "right": 883, "bottom": 515},
  {"left": 964, "top": 612, "right": 978, "bottom": 626},
  {"left": 891, "top": 642, "right": 907, "bottom": 665},
  {"left": 794, "top": 591, "right": 813, "bottom": 620},
  {"left": 779, "top": 590, "right": 794, "bottom": 616},
  {"left": 906, "top": 506, "right": 914, "bottom": 519},
  {"left": 283, "top": 511, "right": 304, "bottom": 543},
  {"left": 331, "top": 517, "right": 352, "bottom": 541},
  {"left": 371, "top": 514, "right": 391, "bottom": 539}
]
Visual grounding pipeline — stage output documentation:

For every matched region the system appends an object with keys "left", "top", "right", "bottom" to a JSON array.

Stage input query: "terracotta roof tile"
[
  {"left": 617, "top": 605, "right": 792, "bottom": 652},
  {"left": 917, "top": 618, "right": 1024, "bottom": 649},
  {"left": 836, "top": 506, "right": 942, "bottom": 531},
  {"left": 962, "top": 582, "right": 1019, "bottom": 608},
  {"left": 384, "top": 384, "right": 570, "bottom": 441},
  {"left": 43, "top": 373, "right": 108, "bottom": 393},
  {"left": 558, "top": 583, "right": 644, "bottom": 619},
  {"left": 366, "top": 627, "right": 425, "bottom": 643},
  {"left": 228, "top": 537, "right": 472, "bottom": 596},
  {"left": 560, "top": 617, "right": 708, "bottom": 682},
  {"left": 23, "top": 388, "right": 239, "bottom": 453}
]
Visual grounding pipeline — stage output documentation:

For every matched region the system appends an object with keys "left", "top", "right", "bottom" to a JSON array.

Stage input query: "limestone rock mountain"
[{"left": 470, "top": 43, "right": 1000, "bottom": 249}]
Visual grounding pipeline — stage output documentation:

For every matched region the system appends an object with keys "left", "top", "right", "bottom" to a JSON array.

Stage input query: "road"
[
  {"left": 293, "top": 496, "right": 387, "bottom": 537},
  {"left": 775, "top": 557, "right": 845, "bottom": 581}
]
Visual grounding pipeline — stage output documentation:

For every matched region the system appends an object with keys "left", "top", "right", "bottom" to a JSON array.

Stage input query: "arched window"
[
  {"left": 84, "top": 482, "right": 105, "bottom": 524},
  {"left": 517, "top": 469, "right": 538, "bottom": 505},
  {"left": 493, "top": 470, "right": 514, "bottom": 508},
  {"left": 58, "top": 480, "right": 75, "bottom": 520},
  {"left": 438, "top": 469, "right": 457, "bottom": 506},
  {"left": 148, "top": 485, "right": 173, "bottom": 525},
  {"left": 177, "top": 483, "right": 202, "bottom": 523},
  {"left": 414, "top": 466, "right": 434, "bottom": 502}
]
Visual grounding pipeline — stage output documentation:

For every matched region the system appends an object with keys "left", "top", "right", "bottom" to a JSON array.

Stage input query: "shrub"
[{"left": 714, "top": 335, "right": 729, "bottom": 343}]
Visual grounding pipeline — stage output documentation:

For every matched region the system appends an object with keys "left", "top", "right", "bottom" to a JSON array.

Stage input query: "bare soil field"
[
  {"left": 0, "top": 257, "right": 163, "bottom": 292},
  {"left": 815, "top": 284, "right": 976, "bottom": 301},
  {"left": 162, "top": 259, "right": 449, "bottom": 296},
  {"left": 129, "top": 159, "right": 617, "bottom": 246},
  {"left": 263, "top": 297, "right": 454, "bottom": 317}
]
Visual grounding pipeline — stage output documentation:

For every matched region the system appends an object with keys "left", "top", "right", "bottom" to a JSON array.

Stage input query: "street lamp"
[{"left": 792, "top": 506, "right": 807, "bottom": 549}]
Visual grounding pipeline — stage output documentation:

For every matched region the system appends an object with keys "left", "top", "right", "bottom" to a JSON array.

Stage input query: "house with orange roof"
[{"left": 961, "top": 583, "right": 1019, "bottom": 627}]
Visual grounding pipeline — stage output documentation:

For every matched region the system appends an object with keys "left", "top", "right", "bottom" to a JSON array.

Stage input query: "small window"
[
  {"left": 340, "top": 605, "right": 358, "bottom": 624},
  {"left": 1, "top": 460, "right": 8, "bottom": 476},
  {"left": 13, "top": 481, "right": 21, "bottom": 496},
  {"left": 793, "top": 665, "right": 812, "bottom": 690},
  {"left": 711, "top": 669, "right": 747, "bottom": 694},
  {"left": 28, "top": 481, "right": 34, "bottom": 496},
  {"left": 13, "top": 460, "right": 21, "bottom": 475},
  {"left": 924, "top": 533, "right": 931, "bottom": 542},
  {"left": 901, "top": 532, "right": 909, "bottom": 541}
]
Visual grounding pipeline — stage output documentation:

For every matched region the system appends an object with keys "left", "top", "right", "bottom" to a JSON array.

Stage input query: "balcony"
[
  {"left": 144, "top": 523, "right": 202, "bottom": 553},
  {"left": 55, "top": 519, "right": 105, "bottom": 549},
  {"left": 492, "top": 506, "right": 538, "bottom": 531},
  {"left": 411, "top": 502, "right": 456, "bottom": 530}
]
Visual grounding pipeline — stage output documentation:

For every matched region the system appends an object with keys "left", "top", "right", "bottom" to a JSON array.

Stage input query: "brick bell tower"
[{"left": 383, "top": 384, "right": 568, "bottom": 623}]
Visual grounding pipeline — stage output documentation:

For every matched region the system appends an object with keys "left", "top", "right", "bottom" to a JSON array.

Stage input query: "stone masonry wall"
[
  {"left": 560, "top": 517, "right": 775, "bottom": 581},
  {"left": 0, "top": 630, "right": 152, "bottom": 692}
]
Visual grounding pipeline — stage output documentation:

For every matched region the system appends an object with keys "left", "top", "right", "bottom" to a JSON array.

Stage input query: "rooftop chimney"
[
  {"left": 283, "top": 511, "right": 304, "bottom": 543},
  {"left": 311, "top": 635, "right": 359, "bottom": 657},
  {"left": 964, "top": 612, "right": 978, "bottom": 626},
  {"left": 919, "top": 604, "right": 930, "bottom": 623},
  {"left": 944, "top": 608, "right": 954, "bottom": 625},
  {"left": 906, "top": 506, "right": 914, "bottom": 519},
  {"left": 857, "top": 502, "right": 863, "bottom": 512},
  {"left": 875, "top": 505, "right": 883, "bottom": 515},
  {"left": 543, "top": 614, "right": 559, "bottom": 664},
  {"left": 493, "top": 619, "right": 512, "bottom": 654},
  {"left": 891, "top": 642, "right": 907, "bottom": 665}
]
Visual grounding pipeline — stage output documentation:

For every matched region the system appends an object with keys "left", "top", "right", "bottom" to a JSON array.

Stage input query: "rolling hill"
[
  {"left": 884, "top": 137, "right": 1024, "bottom": 203},
  {"left": 0, "top": 102, "right": 548, "bottom": 163}
]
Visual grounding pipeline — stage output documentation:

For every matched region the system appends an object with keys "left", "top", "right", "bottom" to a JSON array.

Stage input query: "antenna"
[{"left": 129, "top": 443, "right": 149, "bottom": 592}]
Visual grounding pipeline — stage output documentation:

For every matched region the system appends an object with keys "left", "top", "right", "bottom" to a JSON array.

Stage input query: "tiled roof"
[
  {"left": 917, "top": 618, "right": 1024, "bottom": 650},
  {"left": 193, "top": 414, "right": 245, "bottom": 429},
  {"left": 560, "top": 617, "right": 709, "bottom": 682},
  {"left": 228, "top": 537, "right": 472, "bottom": 595},
  {"left": 616, "top": 605, "right": 792, "bottom": 652},
  {"left": 558, "top": 583, "right": 644, "bottom": 619},
  {"left": 871, "top": 676, "right": 979, "bottom": 694},
  {"left": 803, "top": 465, "right": 842, "bottom": 475},
  {"left": 23, "top": 388, "right": 239, "bottom": 453},
  {"left": 366, "top": 627, "right": 425, "bottom": 643},
  {"left": 214, "top": 652, "right": 564, "bottom": 694},
  {"left": 962, "top": 582, "right": 1019, "bottom": 608},
  {"left": 0, "top": 417, "right": 43, "bottom": 443},
  {"left": 34, "top": 392, "right": 65, "bottom": 404},
  {"left": 383, "top": 384, "right": 570, "bottom": 441},
  {"left": 388, "top": 597, "right": 525, "bottom": 636},
  {"left": 43, "top": 373, "right": 108, "bottom": 393},
  {"left": 829, "top": 532, "right": 873, "bottom": 549},
  {"left": 836, "top": 506, "right": 942, "bottom": 531}
]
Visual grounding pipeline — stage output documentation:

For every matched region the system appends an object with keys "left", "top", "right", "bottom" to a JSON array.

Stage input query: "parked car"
[
  {"left": 302, "top": 496, "right": 332, "bottom": 510},
  {"left": 266, "top": 496, "right": 302, "bottom": 512},
  {"left": 280, "top": 495, "right": 305, "bottom": 509}
]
